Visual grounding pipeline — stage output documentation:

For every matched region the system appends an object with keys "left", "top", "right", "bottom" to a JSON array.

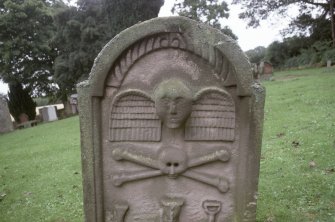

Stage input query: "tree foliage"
[
  {"left": 281, "top": 11, "right": 332, "bottom": 44},
  {"left": 232, "top": 0, "right": 331, "bottom": 28},
  {"left": 245, "top": 46, "right": 266, "bottom": 64},
  {"left": 265, "top": 41, "right": 290, "bottom": 67},
  {"left": 232, "top": 0, "right": 334, "bottom": 45},
  {"left": 172, "top": 0, "right": 237, "bottom": 40},
  {"left": 52, "top": 0, "right": 164, "bottom": 101},
  {"left": 265, "top": 38, "right": 334, "bottom": 68},
  {"left": 0, "top": 0, "right": 57, "bottom": 96},
  {"left": 7, "top": 82, "right": 37, "bottom": 122}
]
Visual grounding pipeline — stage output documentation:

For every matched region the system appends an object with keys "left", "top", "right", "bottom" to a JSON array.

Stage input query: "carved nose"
[
  {"left": 158, "top": 147, "right": 187, "bottom": 177},
  {"left": 166, "top": 162, "right": 180, "bottom": 175},
  {"left": 169, "top": 103, "right": 177, "bottom": 114}
]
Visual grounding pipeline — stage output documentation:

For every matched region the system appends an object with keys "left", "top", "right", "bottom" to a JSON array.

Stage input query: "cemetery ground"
[{"left": 0, "top": 67, "right": 334, "bottom": 222}]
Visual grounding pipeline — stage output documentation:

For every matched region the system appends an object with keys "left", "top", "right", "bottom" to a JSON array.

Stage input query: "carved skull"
[{"left": 158, "top": 147, "right": 188, "bottom": 178}]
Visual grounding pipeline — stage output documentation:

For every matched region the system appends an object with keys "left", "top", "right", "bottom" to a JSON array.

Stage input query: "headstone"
[
  {"left": 259, "top": 61, "right": 273, "bottom": 80},
  {"left": 19, "top": 113, "right": 29, "bottom": 123},
  {"left": 39, "top": 106, "right": 58, "bottom": 122},
  {"left": 0, "top": 96, "right": 13, "bottom": 133},
  {"left": 69, "top": 94, "right": 78, "bottom": 114},
  {"left": 327, "top": 60, "right": 332, "bottom": 68},
  {"left": 78, "top": 17, "right": 265, "bottom": 222},
  {"left": 251, "top": 63, "right": 259, "bottom": 80},
  {"left": 262, "top": 62, "right": 273, "bottom": 75}
]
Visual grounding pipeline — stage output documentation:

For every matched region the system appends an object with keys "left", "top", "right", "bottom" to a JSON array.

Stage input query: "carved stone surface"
[
  {"left": 78, "top": 17, "right": 265, "bottom": 222},
  {"left": 0, "top": 96, "right": 13, "bottom": 134}
]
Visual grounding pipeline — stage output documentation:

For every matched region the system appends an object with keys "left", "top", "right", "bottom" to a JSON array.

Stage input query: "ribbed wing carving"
[
  {"left": 110, "top": 90, "right": 161, "bottom": 141},
  {"left": 185, "top": 88, "right": 235, "bottom": 141}
]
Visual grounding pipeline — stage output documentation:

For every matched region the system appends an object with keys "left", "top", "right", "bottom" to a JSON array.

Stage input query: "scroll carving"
[{"left": 106, "top": 33, "right": 232, "bottom": 88}]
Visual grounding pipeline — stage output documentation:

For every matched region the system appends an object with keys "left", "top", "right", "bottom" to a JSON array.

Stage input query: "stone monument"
[
  {"left": 327, "top": 60, "right": 332, "bottom": 68},
  {"left": 0, "top": 95, "right": 13, "bottom": 134},
  {"left": 78, "top": 17, "right": 265, "bottom": 222},
  {"left": 39, "top": 106, "right": 58, "bottom": 122}
]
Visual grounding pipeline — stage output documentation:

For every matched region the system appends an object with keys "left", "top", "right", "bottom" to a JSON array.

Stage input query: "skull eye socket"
[{"left": 166, "top": 162, "right": 179, "bottom": 167}]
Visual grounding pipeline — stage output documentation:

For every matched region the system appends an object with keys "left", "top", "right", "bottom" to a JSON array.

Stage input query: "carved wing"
[
  {"left": 185, "top": 88, "right": 235, "bottom": 141},
  {"left": 110, "top": 90, "right": 161, "bottom": 141}
]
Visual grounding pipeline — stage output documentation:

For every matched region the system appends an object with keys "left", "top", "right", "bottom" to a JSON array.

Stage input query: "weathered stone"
[
  {"left": 254, "top": 61, "right": 273, "bottom": 80},
  {"left": 0, "top": 96, "right": 13, "bottom": 134},
  {"left": 69, "top": 94, "right": 78, "bottom": 114},
  {"left": 39, "top": 106, "right": 58, "bottom": 122},
  {"left": 78, "top": 16, "right": 265, "bottom": 222},
  {"left": 19, "top": 113, "right": 29, "bottom": 123},
  {"left": 327, "top": 60, "right": 332, "bottom": 68}
]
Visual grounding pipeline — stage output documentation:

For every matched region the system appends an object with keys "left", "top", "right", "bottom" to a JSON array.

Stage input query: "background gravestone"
[
  {"left": 78, "top": 17, "right": 265, "bottom": 222},
  {"left": 327, "top": 60, "right": 332, "bottom": 67},
  {"left": 39, "top": 106, "right": 58, "bottom": 122},
  {"left": 0, "top": 95, "right": 14, "bottom": 134}
]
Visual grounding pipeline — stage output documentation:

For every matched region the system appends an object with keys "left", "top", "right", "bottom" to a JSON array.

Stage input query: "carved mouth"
[
  {"left": 168, "top": 118, "right": 180, "bottom": 122},
  {"left": 167, "top": 174, "right": 178, "bottom": 179}
]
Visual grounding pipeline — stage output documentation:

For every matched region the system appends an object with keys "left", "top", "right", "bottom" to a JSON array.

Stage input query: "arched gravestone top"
[
  {"left": 80, "top": 16, "right": 253, "bottom": 97},
  {"left": 78, "top": 16, "right": 265, "bottom": 222}
]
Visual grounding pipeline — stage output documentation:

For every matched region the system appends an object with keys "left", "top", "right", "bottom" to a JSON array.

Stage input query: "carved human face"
[{"left": 154, "top": 79, "right": 192, "bottom": 128}]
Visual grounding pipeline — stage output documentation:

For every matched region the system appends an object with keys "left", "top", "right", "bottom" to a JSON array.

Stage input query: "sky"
[
  {"left": 159, "top": 0, "right": 294, "bottom": 51},
  {"left": 0, "top": 0, "right": 294, "bottom": 95}
]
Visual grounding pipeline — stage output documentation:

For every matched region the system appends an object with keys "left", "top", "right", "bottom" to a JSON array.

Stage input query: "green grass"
[
  {"left": 0, "top": 67, "right": 334, "bottom": 221},
  {"left": 257, "top": 67, "right": 335, "bottom": 222},
  {"left": 0, "top": 117, "right": 83, "bottom": 222}
]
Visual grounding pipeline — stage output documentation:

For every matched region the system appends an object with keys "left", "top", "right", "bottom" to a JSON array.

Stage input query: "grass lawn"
[
  {"left": 0, "top": 67, "right": 334, "bottom": 221},
  {"left": 257, "top": 67, "right": 335, "bottom": 222},
  {"left": 0, "top": 117, "right": 83, "bottom": 222}
]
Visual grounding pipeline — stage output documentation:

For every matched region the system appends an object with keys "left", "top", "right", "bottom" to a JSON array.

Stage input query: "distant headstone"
[
  {"left": 19, "top": 113, "right": 29, "bottom": 123},
  {"left": 259, "top": 61, "right": 273, "bottom": 80},
  {"left": 327, "top": 60, "right": 332, "bottom": 68},
  {"left": 0, "top": 96, "right": 13, "bottom": 134},
  {"left": 251, "top": 63, "right": 259, "bottom": 79},
  {"left": 69, "top": 94, "right": 78, "bottom": 114},
  {"left": 39, "top": 106, "right": 58, "bottom": 122},
  {"left": 78, "top": 17, "right": 265, "bottom": 222}
]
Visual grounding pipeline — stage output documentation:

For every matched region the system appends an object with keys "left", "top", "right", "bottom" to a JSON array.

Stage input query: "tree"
[
  {"left": 282, "top": 13, "right": 332, "bottom": 44},
  {"left": 265, "top": 41, "right": 290, "bottom": 67},
  {"left": 0, "top": 0, "right": 57, "bottom": 96},
  {"left": 52, "top": 0, "right": 164, "bottom": 102},
  {"left": 7, "top": 82, "right": 37, "bottom": 122},
  {"left": 172, "top": 0, "right": 237, "bottom": 40},
  {"left": 245, "top": 46, "right": 266, "bottom": 64},
  {"left": 232, "top": 0, "right": 335, "bottom": 47}
]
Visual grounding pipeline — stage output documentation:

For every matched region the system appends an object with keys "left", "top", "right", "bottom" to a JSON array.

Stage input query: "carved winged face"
[{"left": 154, "top": 79, "right": 192, "bottom": 129}]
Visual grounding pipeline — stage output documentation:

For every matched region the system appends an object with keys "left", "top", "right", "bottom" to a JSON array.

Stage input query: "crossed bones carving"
[{"left": 111, "top": 145, "right": 231, "bottom": 193}]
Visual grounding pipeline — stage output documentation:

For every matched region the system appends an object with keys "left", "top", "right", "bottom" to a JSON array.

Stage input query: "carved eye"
[
  {"left": 166, "top": 162, "right": 172, "bottom": 167},
  {"left": 161, "top": 97, "right": 170, "bottom": 105}
]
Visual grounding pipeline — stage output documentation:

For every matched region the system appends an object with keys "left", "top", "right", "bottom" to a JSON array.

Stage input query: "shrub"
[{"left": 7, "top": 82, "right": 36, "bottom": 122}]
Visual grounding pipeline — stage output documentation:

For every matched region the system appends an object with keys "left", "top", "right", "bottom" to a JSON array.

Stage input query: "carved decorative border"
[{"left": 106, "top": 32, "right": 234, "bottom": 87}]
